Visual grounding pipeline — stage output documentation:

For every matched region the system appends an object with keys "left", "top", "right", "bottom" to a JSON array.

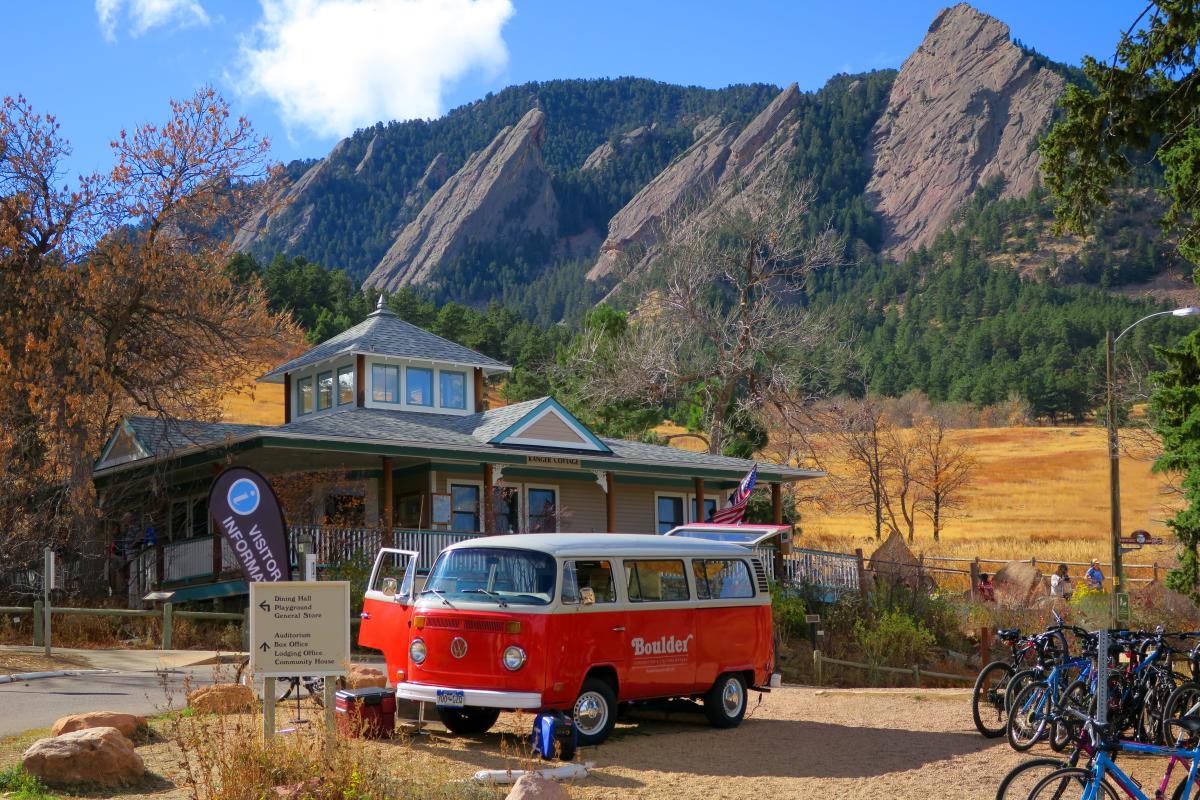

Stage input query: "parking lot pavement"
[{"left": 0, "top": 666, "right": 215, "bottom": 738}]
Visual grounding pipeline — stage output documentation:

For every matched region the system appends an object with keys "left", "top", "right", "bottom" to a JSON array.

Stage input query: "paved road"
[{"left": 0, "top": 668, "right": 214, "bottom": 737}]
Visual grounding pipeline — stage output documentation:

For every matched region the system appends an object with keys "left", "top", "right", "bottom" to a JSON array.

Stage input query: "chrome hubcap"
[
  {"left": 573, "top": 691, "right": 608, "bottom": 736},
  {"left": 721, "top": 679, "right": 744, "bottom": 716}
]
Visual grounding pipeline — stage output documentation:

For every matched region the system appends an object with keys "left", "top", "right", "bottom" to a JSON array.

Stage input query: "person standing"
[
  {"left": 1050, "top": 563, "right": 1074, "bottom": 600},
  {"left": 977, "top": 572, "right": 996, "bottom": 602},
  {"left": 1085, "top": 559, "right": 1105, "bottom": 591}
]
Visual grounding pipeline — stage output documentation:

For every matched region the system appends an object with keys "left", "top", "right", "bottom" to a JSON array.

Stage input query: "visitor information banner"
[{"left": 209, "top": 466, "right": 292, "bottom": 582}]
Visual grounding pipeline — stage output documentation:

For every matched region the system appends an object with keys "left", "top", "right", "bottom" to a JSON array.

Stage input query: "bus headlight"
[
  {"left": 502, "top": 645, "right": 526, "bottom": 671},
  {"left": 410, "top": 638, "right": 427, "bottom": 664}
]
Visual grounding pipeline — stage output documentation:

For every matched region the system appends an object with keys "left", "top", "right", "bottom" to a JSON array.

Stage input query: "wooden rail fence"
[{"left": 810, "top": 649, "right": 976, "bottom": 688}]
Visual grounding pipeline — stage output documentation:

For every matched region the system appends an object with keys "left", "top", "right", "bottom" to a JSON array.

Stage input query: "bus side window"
[{"left": 563, "top": 560, "right": 617, "bottom": 604}]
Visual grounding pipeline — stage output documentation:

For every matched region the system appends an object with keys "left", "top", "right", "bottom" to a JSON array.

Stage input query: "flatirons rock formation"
[
  {"left": 588, "top": 83, "right": 802, "bottom": 281},
  {"left": 364, "top": 108, "right": 558, "bottom": 292},
  {"left": 864, "top": 3, "right": 1064, "bottom": 257}
]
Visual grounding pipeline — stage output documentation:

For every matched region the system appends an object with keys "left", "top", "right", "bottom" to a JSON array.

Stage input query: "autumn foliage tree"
[{"left": 0, "top": 88, "right": 299, "bottom": 592}]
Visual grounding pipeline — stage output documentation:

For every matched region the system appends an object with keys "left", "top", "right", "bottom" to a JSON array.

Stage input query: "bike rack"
[{"left": 1096, "top": 629, "right": 1109, "bottom": 727}]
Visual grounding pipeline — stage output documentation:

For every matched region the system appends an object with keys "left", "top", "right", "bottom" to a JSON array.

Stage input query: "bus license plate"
[{"left": 436, "top": 690, "right": 464, "bottom": 708}]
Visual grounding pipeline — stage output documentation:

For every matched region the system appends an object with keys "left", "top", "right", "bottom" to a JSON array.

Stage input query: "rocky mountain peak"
[
  {"left": 865, "top": 2, "right": 1064, "bottom": 257},
  {"left": 363, "top": 108, "right": 557, "bottom": 292}
]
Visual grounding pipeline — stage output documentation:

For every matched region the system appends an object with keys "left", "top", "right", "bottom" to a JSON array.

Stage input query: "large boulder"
[
  {"left": 868, "top": 530, "right": 923, "bottom": 588},
  {"left": 505, "top": 774, "right": 570, "bottom": 800},
  {"left": 994, "top": 560, "right": 1046, "bottom": 606},
  {"left": 188, "top": 683, "right": 256, "bottom": 714},
  {"left": 345, "top": 665, "right": 387, "bottom": 689},
  {"left": 51, "top": 712, "right": 146, "bottom": 740},
  {"left": 23, "top": 727, "right": 145, "bottom": 787}
]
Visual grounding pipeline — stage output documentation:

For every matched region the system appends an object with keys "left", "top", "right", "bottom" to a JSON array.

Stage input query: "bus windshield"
[{"left": 422, "top": 548, "right": 557, "bottom": 606}]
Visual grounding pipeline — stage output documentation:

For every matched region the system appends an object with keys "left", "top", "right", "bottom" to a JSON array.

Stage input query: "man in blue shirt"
[{"left": 1085, "top": 559, "right": 1104, "bottom": 591}]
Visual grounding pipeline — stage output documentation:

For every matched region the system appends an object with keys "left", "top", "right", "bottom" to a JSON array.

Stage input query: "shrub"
[
  {"left": 853, "top": 609, "right": 935, "bottom": 672},
  {"left": 771, "top": 587, "right": 808, "bottom": 646},
  {"left": 0, "top": 765, "right": 56, "bottom": 800}
]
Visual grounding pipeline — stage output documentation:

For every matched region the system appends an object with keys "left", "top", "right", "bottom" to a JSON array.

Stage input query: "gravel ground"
[{"left": 1, "top": 686, "right": 1182, "bottom": 799}]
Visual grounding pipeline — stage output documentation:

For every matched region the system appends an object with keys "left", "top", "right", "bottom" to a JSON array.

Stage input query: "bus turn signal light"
[
  {"left": 506, "top": 621, "right": 521, "bottom": 634},
  {"left": 413, "top": 616, "right": 426, "bottom": 629}
]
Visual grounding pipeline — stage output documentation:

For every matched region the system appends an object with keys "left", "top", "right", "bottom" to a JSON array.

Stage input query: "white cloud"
[
  {"left": 239, "top": 0, "right": 514, "bottom": 138},
  {"left": 96, "top": 0, "right": 211, "bottom": 40}
]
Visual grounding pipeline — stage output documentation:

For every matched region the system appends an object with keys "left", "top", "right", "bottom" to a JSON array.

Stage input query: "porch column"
[
  {"left": 211, "top": 463, "right": 223, "bottom": 578},
  {"left": 606, "top": 472, "right": 617, "bottom": 532},
  {"left": 380, "top": 457, "right": 393, "bottom": 547},
  {"left": 483, "top": 464, "right": 495, "bottom": 534},
  {"left": 694, "top": 477, "right": 706, "bottom": 523},
  {"left": 474, "top": 367, "right": 486, "bottom": 412},
  {"left": 771, "top": 482, "right": 785, "bottom": 580},
  {"left": 283, "top": 374, "right": 292, "bottom": 423}
]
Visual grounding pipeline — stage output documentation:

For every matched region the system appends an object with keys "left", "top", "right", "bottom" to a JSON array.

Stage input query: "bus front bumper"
[{"left": 395, "top": 682, "right": 542, "bottom": 709}]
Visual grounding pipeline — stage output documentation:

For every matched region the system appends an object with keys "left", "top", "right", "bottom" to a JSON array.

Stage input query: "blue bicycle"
[
  {"left": 1009, "top": 653, "right": 1093, "bottom": 751},
  {"left": 1026, "top": 712, "right": 1200, "bottom": 800}
]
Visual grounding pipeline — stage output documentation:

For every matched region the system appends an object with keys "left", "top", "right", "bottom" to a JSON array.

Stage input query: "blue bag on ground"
[{"left": 531, "top": 711, "right": 577, "bottom": 761}]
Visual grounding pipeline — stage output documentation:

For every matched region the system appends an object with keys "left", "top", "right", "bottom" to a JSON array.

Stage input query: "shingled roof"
[
  {"left": 98, "top": 402, "right": 823, "bottom": 482},
  {"left": 261, "top": 298, "right": 510, "bottom": 382}
]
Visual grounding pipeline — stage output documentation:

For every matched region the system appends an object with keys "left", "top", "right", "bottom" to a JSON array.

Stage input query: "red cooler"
[{"left": 334, "top": 687, "right": 396, "bottom": 738}]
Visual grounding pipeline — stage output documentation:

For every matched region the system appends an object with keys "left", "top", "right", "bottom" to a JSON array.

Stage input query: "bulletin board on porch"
[{"left": 430, "top": 493, "right": 452, "bottom": 528}]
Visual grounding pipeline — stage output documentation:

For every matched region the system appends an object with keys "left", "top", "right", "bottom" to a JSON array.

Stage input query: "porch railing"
[
  {"left": 129, "top": 526, "right": 486, "bottom": 603},
  {"left": 783, "top": 547, "right": 861, "bottom": 595}
]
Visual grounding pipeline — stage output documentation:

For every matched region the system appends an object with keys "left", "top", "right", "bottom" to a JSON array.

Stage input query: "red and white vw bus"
[{"left": 357, "top": 533, "right": 775, "bottom": 745}]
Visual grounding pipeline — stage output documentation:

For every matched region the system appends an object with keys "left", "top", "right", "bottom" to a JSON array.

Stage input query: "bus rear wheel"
[
  {"left": 436, "top": 706, "right": 500, "bottom": 735},
  {"left": 704, "top": 673, "right": 747, "bottom": 728}
]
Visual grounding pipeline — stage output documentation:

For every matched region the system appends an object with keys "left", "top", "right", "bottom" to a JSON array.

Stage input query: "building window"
[
  {"left": 324, "top": 493, "right": 366, "bottom": 526},
  {"left": 440, "top": 370, "right": 467, "bottom": 410},
  {"left": 337, "top": 365, "right": 354, "bottom": 405},
  {"left": 317, "top": 370, "right": 333, "bottom": 410},
  {"left": 298, "top": 376, "right": 314, "bottom": 415},
  {"left": 169, "top": 500, "right": 188, "bottom": 542},
  {"left": 692, "top": 497, "right": 717, "bottom": 523},
  {"left": 190, "top": 497, "right": 209, "bottom": 537},
  {"left": 406, "top": 366, "right": 433, "bottom": 406},
  {"left": 494, "top": 486, "right": 520, "bottom": 534},
  {"left": 528, "top": 487, "right": 558, "bottom": 533},
  {"left": 655, "top": 494, "right": 684, "bottom": 534},
  {"left": 372, "top": 364, "right": 399, "bottom": 403},
  {"left": 693, "top": 559, "right": 754, "bottom": 599},
  {"left": 450, "top": 484, "right": 480, "bottom": 531},
  {"left": 625, "top": 559, "right": 690, "bottom": 602}
]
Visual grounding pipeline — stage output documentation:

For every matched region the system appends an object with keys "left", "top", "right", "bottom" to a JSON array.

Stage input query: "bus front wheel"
[{"left": 573, "top": 678, "right": 617, "bottom": 745}]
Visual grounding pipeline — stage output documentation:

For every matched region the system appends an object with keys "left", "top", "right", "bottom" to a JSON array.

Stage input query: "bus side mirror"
[
  {"left": 381, "top": 577, "right": 398, "bottom": 597},
  {"left": 580, "top": 587, "right": 595, "bottom": 606}
]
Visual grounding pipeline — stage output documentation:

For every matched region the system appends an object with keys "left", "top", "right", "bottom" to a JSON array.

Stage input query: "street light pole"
[
  {"left": 1106, "top": 331, "right": 1122, "bottom": 628},
  {"left": 1105, "top": 306, "right": 1200, "bottom": 627}
]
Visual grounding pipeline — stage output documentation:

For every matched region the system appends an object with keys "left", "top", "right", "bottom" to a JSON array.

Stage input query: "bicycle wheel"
[
  {"left": 1006, "top": 668, "right": 1043, "bottom": 714},
  {"left": 276, "top": 677, "right": 298, "bottom": 703},
  {"left": 973, "top": 660, "right": 1015, "bottom": 737},
  {"left": 1050, "top": 679, "right": 1091, "bottom": 753},
  {"left": 1027, "top": 767, "right": 1119, "bottom": 800},
  {"left": 995, "top": 757, "right": 1067, "bottom": 800},
  {"left": 1008, "top": 680, "right": 1051, "bottom": 752},
  {"left": 1139, "top": 682, "right": 1170, "bottom": 744},
  {"left": 306, "top": 678, "right": 325, "bottom": 708},
  {"left": 1164, "top": 682, "right": 1200, "bottom": 740}
]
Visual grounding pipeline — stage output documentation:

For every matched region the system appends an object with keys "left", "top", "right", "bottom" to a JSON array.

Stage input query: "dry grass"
[{"left": 800, "top": 426, "right": 1183, "bottom": 572}]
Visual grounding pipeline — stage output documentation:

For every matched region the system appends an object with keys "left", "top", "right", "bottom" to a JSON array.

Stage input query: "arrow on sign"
[
  {"left": 258, "top": 600, "right": 270, "bottom": 612},
  {"left": 259, "top": 642, "right": 270, "bottom": 652}
]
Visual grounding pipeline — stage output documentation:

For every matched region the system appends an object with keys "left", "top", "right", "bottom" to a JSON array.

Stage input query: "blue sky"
[{"left": 7, "top": 1, "right": 1139, "bottom": 180}]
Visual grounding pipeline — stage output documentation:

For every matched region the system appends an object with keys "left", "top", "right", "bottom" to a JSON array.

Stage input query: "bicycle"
[
  {"left": 234, "top": 654, "right": 326, "bottom": 707},
  {"left": 1026, "top": 710, "right": 1200, "bottom": 800},
  {"left": 973, "top": 627, "right": 1042, "bottom": 737}
]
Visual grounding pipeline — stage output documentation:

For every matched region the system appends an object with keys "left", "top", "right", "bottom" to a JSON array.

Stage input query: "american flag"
[{"left": 710, "top": 464, "right": 757, "bottom": 525}]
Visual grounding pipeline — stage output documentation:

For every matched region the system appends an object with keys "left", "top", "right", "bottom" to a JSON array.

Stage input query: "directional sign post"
[{"left": 249, "top": 581, "right": 350, "bottom": 737}]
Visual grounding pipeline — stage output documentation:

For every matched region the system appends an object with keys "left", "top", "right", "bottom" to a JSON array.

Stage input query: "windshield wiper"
[
  {"left": 462, "top": 588, "right": 509, "bottom": 608},
  {"left": 418, "top": 587, "right": 456, "bottom": 608}
]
